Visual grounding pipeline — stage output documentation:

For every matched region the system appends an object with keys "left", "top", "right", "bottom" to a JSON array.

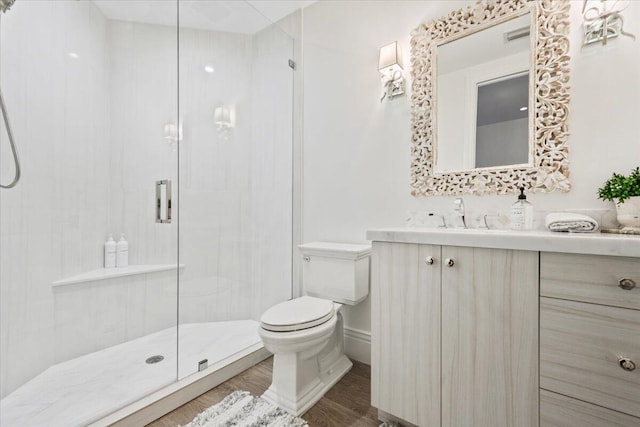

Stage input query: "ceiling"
[{"left": 93, "top": 0, "right": 316, "bottom": 34}]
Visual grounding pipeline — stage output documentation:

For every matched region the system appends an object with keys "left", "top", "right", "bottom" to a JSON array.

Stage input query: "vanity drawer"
[
  {"left": 540, "top": 298, "right": 640, "bottom": 417},
  {"left": 541, "top": 252, "right": 640, "bottom": 310},
  {"left": 541, "top": 389, "right": 640, "bottom": 427}
]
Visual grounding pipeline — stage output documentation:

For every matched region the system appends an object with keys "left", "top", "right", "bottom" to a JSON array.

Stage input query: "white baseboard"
[{"left": 343, "top": 327, "right": 371, "bottom": 365}]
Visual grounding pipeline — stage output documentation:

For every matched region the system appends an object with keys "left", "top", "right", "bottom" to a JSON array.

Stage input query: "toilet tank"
[{"left": 299, "top": 242, "right": 371, "bottom": 305}]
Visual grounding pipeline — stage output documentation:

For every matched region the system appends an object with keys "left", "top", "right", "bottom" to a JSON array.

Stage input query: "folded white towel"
[{"left": 545, "top": 212, "right": 599, "bottom": 233}]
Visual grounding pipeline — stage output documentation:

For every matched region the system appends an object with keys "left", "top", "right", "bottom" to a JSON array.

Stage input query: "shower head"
[{"left": 0, "top": 0, "right": 15, "bottom": 13}]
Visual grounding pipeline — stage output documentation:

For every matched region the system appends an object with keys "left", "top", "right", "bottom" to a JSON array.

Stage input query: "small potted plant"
[{"left": 598, "top": 167, "right": 640, "bottom": 231}]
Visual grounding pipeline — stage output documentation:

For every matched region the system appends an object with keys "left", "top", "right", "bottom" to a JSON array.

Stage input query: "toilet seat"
[{"left": 260, "top": 296, "right": 334, "bottom": 332}]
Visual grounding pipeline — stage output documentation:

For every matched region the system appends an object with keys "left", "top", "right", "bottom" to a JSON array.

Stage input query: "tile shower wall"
[
  {"left": 52, "top": 19, "right": 181, "bottom": 367},
  {"left": 0, "top": 1, "right": 110, "bottom": 397},
  {"left": 103, "top": 20, "right": 181, "bottom": 354},
  {"left": 302, "top": 0, "right": 640, "bottom": 361}
]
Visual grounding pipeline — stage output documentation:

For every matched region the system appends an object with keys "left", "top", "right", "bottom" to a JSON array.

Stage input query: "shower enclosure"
[{"left": 0, "top": 1, "right": 296, "bottom": 425}]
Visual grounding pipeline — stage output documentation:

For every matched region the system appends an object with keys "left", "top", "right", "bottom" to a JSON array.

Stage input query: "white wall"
[{"left": 302, "top": 0, "right": 640, "bottom": 362}]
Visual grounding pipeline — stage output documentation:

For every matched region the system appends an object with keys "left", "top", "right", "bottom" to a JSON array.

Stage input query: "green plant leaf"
[{"left": 597, "top": 167, "right": 640, "bottom": 204}]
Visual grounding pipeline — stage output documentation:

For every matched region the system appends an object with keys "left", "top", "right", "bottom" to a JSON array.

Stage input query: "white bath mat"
[{"left": 183, "top": 390, "right": 309, "bottom": 427}]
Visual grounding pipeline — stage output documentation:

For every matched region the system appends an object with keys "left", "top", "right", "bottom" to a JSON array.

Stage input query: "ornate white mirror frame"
[{"left": 410, "top": 0, "right": 571, "bottom": 196}]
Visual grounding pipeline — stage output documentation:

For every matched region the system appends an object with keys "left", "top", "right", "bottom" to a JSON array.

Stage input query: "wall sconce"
[
  {"left": 214, "top": 106, "right": 232, "bottom": 130},
  {"left": 163, "top": 123, "right": 181, "bottom": 151},
  {"left": 214, "top": 105, "right": 233, "bottom": 140},
  {"left": 582, "top": 0, "right": 636, "bottom": 47},
  {"left": 378, "top": 41, "right": 405, "bottom": 102}
]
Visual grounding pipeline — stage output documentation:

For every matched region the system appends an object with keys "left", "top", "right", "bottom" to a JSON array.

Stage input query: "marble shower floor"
[{"left": 0, "top": 320, "right": 261, "bottom": 427}]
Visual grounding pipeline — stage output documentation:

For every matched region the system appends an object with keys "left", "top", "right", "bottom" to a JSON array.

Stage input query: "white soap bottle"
[
  {"left": 104, "top": 234, "right": 116, "bottom": 268},
  {"left": 116, "top": 233, "right": 129, "bottom": 268},
  {"left": 510, "top": 187, "right": 534, "bottom": 230}
]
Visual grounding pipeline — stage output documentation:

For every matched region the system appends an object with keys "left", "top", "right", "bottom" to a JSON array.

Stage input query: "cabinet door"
[
  {"left": 441, "top": 247, "right": 538, "bottom": 427},
  {"left": 371, "top": 242, "right": 441, "bottom": 426}
]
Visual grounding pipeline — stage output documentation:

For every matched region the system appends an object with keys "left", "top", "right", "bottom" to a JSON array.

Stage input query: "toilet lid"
[{"left": 261, "top": 296, "right": 335, "bottom": 332}]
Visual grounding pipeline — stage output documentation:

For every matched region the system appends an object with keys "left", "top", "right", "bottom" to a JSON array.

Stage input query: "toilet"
[{"left": 258, "top": 242, "right": 371, "bottom": 416}]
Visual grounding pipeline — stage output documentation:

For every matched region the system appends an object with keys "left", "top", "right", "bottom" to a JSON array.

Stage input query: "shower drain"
[{"left": 145, "top": 355, "right": 164, "bottom": 364}]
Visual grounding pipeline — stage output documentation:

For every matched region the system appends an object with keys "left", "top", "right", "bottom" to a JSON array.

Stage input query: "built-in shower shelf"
[{"left": 52, "top": 264, "right": 185, "bottom": 287}]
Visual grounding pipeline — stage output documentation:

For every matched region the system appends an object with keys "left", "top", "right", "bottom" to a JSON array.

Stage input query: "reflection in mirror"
[
  {"left": 475, "top": 72, "right": 529, "bottom": 168},
  {"left": 435, "top": 12, "right": 532, "bottom": 173}
]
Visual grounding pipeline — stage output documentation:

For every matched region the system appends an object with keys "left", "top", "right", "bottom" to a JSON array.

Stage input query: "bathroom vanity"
[{"left": 367, "top": 228, "right": 640, "bottom": 427}]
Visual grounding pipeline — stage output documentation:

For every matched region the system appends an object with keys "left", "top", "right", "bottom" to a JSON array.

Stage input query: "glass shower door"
[{"left": 177, "top": 0, "right": 295, "bottom": 380}]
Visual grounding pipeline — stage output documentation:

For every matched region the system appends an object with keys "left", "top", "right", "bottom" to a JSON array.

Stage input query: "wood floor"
[{"left": 148, "top": 357, "right": 379, "bottom": 427}]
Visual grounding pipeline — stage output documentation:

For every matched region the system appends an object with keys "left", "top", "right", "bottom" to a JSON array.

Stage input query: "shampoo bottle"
[
  {"left": 510, "top": 187, "right": 534, "bottom": 230},
  {"left": 104, "top": 234, "right": 116, "bottom": 268},
  {"left": 116, "top": 233, "right": 129, "bottom": 268}
]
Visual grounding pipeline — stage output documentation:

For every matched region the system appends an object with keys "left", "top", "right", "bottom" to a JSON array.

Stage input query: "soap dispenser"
[
  {"left": 104, "top": 234, "right": 116, "bottom": 268},
  {"left": 510, "top": 187, "right": 534, "bottom": 230},
  {"left": 116, "top": 233, "right": 129, "bottom": 268}
]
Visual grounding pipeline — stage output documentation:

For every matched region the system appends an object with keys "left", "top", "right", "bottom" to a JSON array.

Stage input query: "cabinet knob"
[
  {"left": 445, "top": 258, "right": 454, "bottom": 267},
  {"left": 425, "top": 256, "right": 435, "bottom": 265},
  {"left": 618, "top": 357, "right": 636, "bottom": 372},
  {"left": 304, "top": 256, "right": 311, "bottom": 262},
  {"left": 618, "top": 278, "right": 636, "bottom": 291}
]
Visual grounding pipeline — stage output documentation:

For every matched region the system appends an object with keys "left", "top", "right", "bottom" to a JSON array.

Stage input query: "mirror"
[
  {"left": 410, "top": 0, "right": 571, "bottom": 196},
  {"left": 435, "top": 13, "right": 532, "bottom": 173}
]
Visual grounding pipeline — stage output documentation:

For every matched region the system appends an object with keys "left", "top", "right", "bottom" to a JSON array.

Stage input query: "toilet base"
[
  {"left": 259, "top": 308, "right": 353, "bottom": 416},
  {"left": 262, "top": 353, "right": 352, "bottom": 416}
]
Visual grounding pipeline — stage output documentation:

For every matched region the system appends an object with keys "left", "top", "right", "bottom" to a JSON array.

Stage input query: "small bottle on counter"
[
  {"left": 510, "top": 187, "right": 534, "bottom": 230},
  {"left": 104, "top": 234, "right": 116, "bottom": 268},
  {"left": 116, "top": 233, "right": 129, "bottom": 268}
]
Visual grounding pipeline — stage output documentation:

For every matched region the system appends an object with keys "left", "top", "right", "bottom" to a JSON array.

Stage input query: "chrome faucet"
[
  {"left": 479, "top": 213, "right": 500, "bottom": 229},
  {"left": 453, "top": 198, "right": 467, "bottom": 229}
]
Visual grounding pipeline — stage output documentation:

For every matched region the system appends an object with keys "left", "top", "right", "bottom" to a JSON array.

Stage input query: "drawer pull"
[
  {"left": 618, "top": 357, "right": 636, "bottom": 372},
  {"left": 445, "top": 258, "right": 454, "bottom": 267},
  {"left": 425, "top": 256, "right": 435, "bottom": 265},
  {"left": 618, "top": 278, "right": 636, "bottom": 290}
]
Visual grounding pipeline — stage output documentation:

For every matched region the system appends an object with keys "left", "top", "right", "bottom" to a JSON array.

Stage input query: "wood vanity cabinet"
[
  {"left": 371, "top": 242, "right": 539, "bottom": 427},
  {"left": 539, "top": 253, "right": 640, "bottom": 426},
  {"left": 371, "top": 239, "right": 640, "bottom": 427}
]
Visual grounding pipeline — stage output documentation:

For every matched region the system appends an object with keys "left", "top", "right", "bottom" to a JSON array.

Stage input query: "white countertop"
[{"left": 366, "top": 227, "right": 640, "bottom": 258}]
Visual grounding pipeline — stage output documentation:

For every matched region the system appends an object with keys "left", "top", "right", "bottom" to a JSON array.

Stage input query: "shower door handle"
[{"left": 156, "top": 180, "right": 172, "bottom": 223}]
